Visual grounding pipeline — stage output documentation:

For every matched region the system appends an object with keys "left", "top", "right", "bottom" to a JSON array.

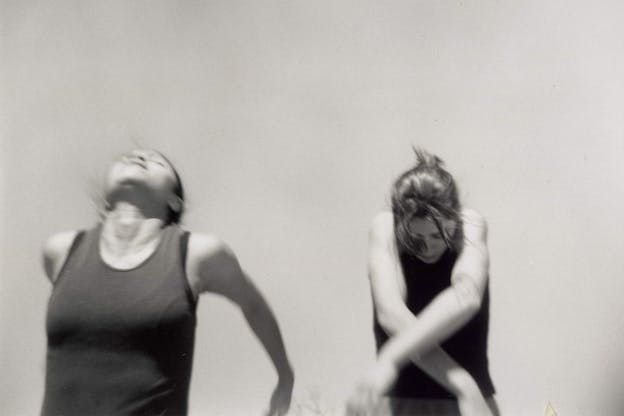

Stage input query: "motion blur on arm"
[
  {"left": 347, "top": 149, "right": 495, "bottom": 416},
  {"left": 187, "top": 234, "right": 294, "bottom": 416},
  {"left": 378, "top": 210, "right": 489, "bottom": 364},
  {"left": 40, "top": 149, "right": 294, "bottom": 416}
]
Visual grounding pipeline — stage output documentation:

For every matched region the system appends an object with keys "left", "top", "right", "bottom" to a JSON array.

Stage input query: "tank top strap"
[
  {"left": 177, "top": 227, "right": 196, "bottom": 307},
  {"left": 43, "top": 224, "right": 199, "bottom": 415},
  {"left": 159, "top": 225, "right": 196, "bottom": 308},
  {"left": 167, "top": 225, "right": 190, "bottom": 271}
]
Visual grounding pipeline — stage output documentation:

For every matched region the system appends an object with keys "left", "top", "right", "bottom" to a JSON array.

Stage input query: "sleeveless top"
[
  {"left": 41, "top": 224, "right": 197, "bottom": 416},
  {"left": 373, "top": 248, "right": 495, "bottom": 399}
]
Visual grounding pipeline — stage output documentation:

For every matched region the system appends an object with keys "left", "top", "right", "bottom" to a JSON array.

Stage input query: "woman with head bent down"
[
  {"left": 347, "top": 149, "right": 498, "bottom": 416},
  {"left": 41, "top": 149, "right": 294, "bottom": 416}
]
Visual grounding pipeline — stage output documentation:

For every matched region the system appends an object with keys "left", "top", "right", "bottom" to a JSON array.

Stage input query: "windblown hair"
[
  {"left": 95, "top": 151, "right": 186, "bottom": 224},
  {"left": 391, "top": 148, "right": 463, "bottom": 255},
  {"left": 159, "top": 153, "right": 185, "bottom": 224}
]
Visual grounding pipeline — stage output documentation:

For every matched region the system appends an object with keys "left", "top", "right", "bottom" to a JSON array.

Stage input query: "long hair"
[{"left": 391, "top": 148, "right": 463, "bottom": 255}]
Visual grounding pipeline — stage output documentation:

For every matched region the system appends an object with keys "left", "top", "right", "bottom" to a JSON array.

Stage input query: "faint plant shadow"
[{"left": 289, "top": 387, "right": 340, "bottom": 416}]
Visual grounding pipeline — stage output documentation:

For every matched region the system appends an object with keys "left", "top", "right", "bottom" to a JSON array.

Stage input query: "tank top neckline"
[
  {"left": 95, "top": 223, "right": 171, "bottom": 273},
  {"left": 43, "top": 222, "right": 197, "bottom": 415},
  {"left": 402, "top": 247, "right": 456, "bottom": 267}
]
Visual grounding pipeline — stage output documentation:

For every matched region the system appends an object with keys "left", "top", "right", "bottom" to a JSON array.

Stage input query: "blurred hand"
[
  {"left": 345, "top": 360, "right": 397, "bottom": 416},
  {"left": 265, "top": 373, "right": 294, "bottom": 416}
]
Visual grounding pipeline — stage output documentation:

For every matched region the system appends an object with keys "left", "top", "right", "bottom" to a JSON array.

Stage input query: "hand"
[
  {"left": 265, "top": 371, "right": 294, "bottom": 416},
  {"left": 345, "top": 360, "right": 398, "bottom": 416}
]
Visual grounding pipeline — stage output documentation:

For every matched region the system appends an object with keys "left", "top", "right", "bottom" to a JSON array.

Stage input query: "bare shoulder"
[
  {"left": 187, "top": 232, "right": 239, "bottom": 271},
  {"left": 460, "top": 208, "right": 488, "bottom": 240},
  {"left": 43, "top": 230, "right": 79, "bottom": 255},
  {"left": 186, "top": 232, "right": 242, "bottom": 294},
  {"left": 187, "top": 232, "right": 227, "bottom": 259},
  {"left": 42, "top": 230, "right": 79, "bottom": 282},
  {"left": 453, "top": 209, "right": 490, "bottom": 288},
  {"left": 370, "top": 211, "right": 394, "bottom": 239},
  {"left": 461, "top": 207, "right": 486, "bottom": 225}
]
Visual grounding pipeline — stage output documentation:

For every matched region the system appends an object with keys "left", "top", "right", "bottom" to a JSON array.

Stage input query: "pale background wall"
[{"left": 2, "top": 1, "right": 624, "bottom": 415}]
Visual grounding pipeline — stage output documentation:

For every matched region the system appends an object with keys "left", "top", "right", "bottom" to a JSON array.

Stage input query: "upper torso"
[
  {"left": 42, "top": 224, "right": 197, "bottom": 416},
  {"left": 373, "top": 247, "right": 495, "bottom": 399}
]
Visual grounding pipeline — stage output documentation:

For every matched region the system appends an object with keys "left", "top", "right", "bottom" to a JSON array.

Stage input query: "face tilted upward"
[{"left": 105, "top": 149, "right": 179, "bottom": 206}]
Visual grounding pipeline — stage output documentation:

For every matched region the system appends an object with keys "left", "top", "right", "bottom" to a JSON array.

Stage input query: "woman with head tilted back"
[
  {"left": 347, "top": 149, "right": 498, "bottom": 416},
  {"left": 41, "top": 149, "right": 294, "bottom": 416}
]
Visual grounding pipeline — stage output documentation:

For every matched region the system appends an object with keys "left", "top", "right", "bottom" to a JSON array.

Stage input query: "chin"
[{"left": 417, "top": 253, "right": 444, "bottom": 264}]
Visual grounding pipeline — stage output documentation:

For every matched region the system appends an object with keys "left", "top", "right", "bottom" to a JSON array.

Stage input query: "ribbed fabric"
[
  {"left": 373, "top": 248, "right": 495, "bottom": 399},
  {"left": 42, "top": 224, "right": 196, "bottom": 416}
]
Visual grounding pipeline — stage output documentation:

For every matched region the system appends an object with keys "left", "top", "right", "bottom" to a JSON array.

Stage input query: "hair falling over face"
[{"left": 391, "top": 148, "right": 463, "bottom": 256}]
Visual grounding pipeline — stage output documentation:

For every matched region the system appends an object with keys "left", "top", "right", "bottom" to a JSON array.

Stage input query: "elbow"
[
  {"left": 455, "top": 289, "right": 482, "bottom": 317},
  {"left": 377, "top": 312, "right": 394, "bottom": 334},
  {"left": 241, "top": 297, "right": 263, "bottom": 318},
  {"left": 452, "top": 274, "right": 484, "bottom": 317},
  {"left": 376, "top": 309, "right": 404, "bottom": 336},
  {"left": 236, "top": 289, "right": 266, "bottom": 320},
  {"left": 464, "top": 297, "right": 482, "bottom": 317}
]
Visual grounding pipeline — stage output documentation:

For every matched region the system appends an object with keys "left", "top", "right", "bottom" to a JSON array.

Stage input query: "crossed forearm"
[
  {"left": 380, "top": 285, "right": 479, "bottom": 368},
  {"left": 379, "top": 293, "right": 480, "bottom": 396}
]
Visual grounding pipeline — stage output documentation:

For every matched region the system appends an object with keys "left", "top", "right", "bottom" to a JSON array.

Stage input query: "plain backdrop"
[{"left": 2, "top": 1, "right": 624, "bottom": 415}]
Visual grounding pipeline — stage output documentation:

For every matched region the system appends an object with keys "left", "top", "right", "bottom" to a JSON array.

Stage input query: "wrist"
[
  {"left": 378, "top": 343, "right": 406, "bottom": 369},
  {"left": 277, "top": 365, "right": 294, "bottom": 385},
  {"left": 448, "top": 372, "right": 480, "bottom": 399},
  {"left": 367, "top": 357, "right": 400, "bottom": 394}
]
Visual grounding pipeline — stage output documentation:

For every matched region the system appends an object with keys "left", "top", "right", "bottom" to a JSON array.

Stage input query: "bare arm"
[
  {"left": 347, "top": 211, "right": 493, "bottom": 416},
  {"left": 368, "top": 211, "right": 483, "bottom": 396},
  {"left": 187, "top": 234, "right": 294, "bottom": 416},
  {"left": 376, "top": 209, "right": 490, "bottom": 369}
]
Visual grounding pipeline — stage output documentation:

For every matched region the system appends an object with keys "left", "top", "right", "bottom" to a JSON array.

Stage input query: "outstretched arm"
[{"left": 187, "top": 234, "right": 294, "bottom": 416}]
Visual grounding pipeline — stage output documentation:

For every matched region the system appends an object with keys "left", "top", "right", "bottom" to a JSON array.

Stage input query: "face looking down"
[{"left": 406, "top": 217, "right": 457, "bottom": 264}]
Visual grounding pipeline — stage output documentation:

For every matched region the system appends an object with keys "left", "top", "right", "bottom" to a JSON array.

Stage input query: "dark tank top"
[
  {"left": 42, "top": 224, "right": 197, "bottom": 416},
  {"left": 373, "top": 248, "right": 495, "bottom": 399}
]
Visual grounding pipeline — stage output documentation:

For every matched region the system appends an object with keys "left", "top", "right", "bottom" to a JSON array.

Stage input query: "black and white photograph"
[{"left": 2, "top": 1, "right": 623, "bottom": 415}]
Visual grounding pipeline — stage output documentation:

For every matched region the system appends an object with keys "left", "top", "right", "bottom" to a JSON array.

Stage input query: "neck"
[{"left": 101, "top": 202, "right": 167, "bottom": 253}]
